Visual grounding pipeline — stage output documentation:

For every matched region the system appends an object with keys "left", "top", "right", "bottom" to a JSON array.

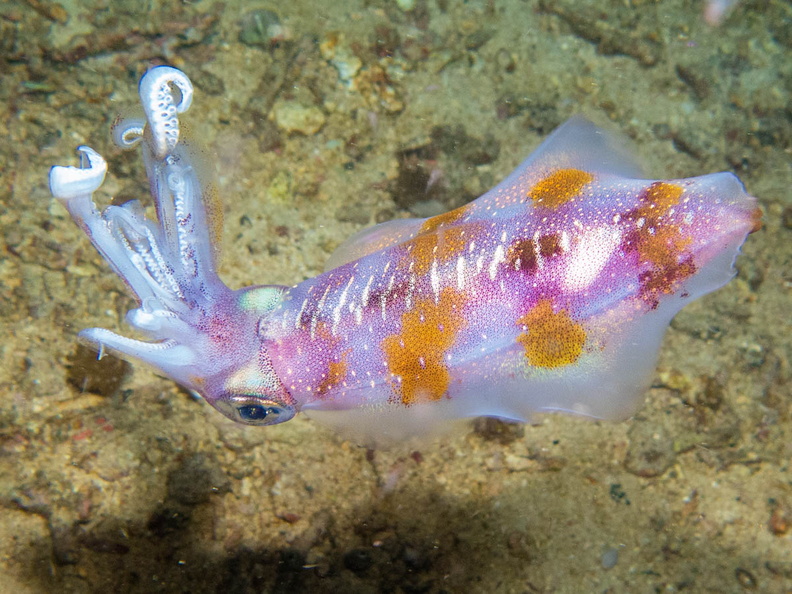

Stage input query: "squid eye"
[
  {"left": 213, "top": 395, "right": 296, "bottom": 427},
  {"left": 238, "top": 404, "right": 277, "bottom": 422}
]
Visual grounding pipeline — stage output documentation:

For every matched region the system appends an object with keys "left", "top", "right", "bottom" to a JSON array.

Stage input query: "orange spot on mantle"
[
  {"left": 628, "top": 181, "right": 685, "bottom": 221},
  {"left": 419, "top": 203, "right": 469, "bottom": 234},
  {"left": 315, "top": 353, "right": 349, "bottom": 397},
  {"left": 528, "top": 169, "right": 593, "bottom": 209},
  {"left": 624, "top": 181, "right": 695, "bottom": 305},
  {"left": 517, "top": 300, "right": 586, "bottom": 368},
  {"left": 382, "top": 287, "right": 467, "bottom": 405},
  {"left": 636, "top": 226, "right": 692, "bottom": 270},
  {"left": 643, "top": 181, "right": 684, "bottom": 215}
]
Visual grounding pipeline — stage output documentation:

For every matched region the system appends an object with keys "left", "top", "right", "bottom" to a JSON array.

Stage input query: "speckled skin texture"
[{"left": 264, "top": 119, "right": 757, "bottom": 444}]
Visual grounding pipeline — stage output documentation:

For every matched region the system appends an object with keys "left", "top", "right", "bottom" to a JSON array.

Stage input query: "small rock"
[
  {"left": 503, "top": 453, "right": 536, "bottom": 472},
  {"left": 734, "top": 567, "right": 757, "bottom": 590},
  {"left": 473, "top": 417, "right": 525, "bottom": 444},
  {"left": 239, "top": 10, "right": 290, "bottom": 48},
  {"left": 781, "top": 205, "right": 792, "bottom": 230},
  {"left": 768, "top": 505, "right": 790, "bottom": 536},
  {"left": 271, "top": 101, "right": 326, "bottom": 135},
  {"left": 320, "top": 33, "right": 363, "bottom": 84},
  {"left": 601, "top": 547, "right": 619, "bottom": 569}
]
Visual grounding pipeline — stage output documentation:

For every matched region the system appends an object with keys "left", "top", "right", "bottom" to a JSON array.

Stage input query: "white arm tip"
[{"left": 49, "top": 146, "right": 107, "bottom": 200}]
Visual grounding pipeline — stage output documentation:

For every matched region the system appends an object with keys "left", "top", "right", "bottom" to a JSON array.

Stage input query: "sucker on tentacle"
[{"left": 137, "top": 66, "right": 193, "bottom": 158}]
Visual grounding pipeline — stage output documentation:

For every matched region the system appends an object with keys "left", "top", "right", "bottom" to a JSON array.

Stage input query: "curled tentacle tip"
[
  {"left": 49, "top": 146, "right": 107, "bottom": 200},
  {"left": 112, "top": 116, "right": 146, "bottom": 149},
  {"left": 144, "top": 66, "right": 193, "bottom": 113},
  {"left": 139, "top": 66, "right": 194, "bottom": 158}
]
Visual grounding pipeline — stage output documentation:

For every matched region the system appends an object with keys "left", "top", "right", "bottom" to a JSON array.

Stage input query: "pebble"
[
  {"left": 238, "top": 10, "right": 288, "bottom": 47},
  {"left": 601, "top": 547, "right": 619, "bottom": 569},
  {"left": 271, "top": 100, "right": 326, "bottom": 135}
]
